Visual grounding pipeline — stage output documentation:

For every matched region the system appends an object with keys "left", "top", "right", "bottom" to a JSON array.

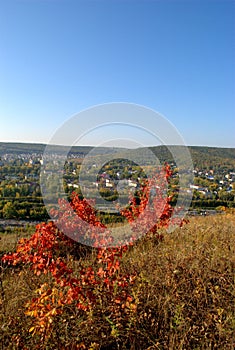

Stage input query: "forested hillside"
[{"left": 1, "top": 142, "right": 235, "bottom": 169}]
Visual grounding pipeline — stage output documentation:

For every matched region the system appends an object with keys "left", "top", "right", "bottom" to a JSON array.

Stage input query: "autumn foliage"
[{"left": 2, "top": 165, "right": 177, "bottom": 346}]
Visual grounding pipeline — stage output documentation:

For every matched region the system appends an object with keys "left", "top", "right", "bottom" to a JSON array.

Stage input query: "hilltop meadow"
[{"left": 0, "top": 212, "right": 234, "bottom": 350}]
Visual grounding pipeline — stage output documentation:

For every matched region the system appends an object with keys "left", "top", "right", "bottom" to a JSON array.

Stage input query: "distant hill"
[
  {"left": 0, "top": 142, "right": 46, "bottom": 154},
  {"left": 0, "top": 142, "right": 234, "bottom": 169},
  {"left": 0, "top": 142, "right": 93, "bottom": 155},
  {"left": 187, "top": 146, "right": 235, "bottom": 170},
  {"left": 148, "top": 145, "right": 235, "bottom": 169}
]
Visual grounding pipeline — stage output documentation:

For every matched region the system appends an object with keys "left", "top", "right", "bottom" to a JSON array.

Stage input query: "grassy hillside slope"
[{"left": 1, "top": 213, "right": 234, "bottom": 349}]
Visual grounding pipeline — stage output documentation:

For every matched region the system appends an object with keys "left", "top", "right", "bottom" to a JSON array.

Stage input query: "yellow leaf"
[
  {"left": 51, "top": 308, "right": 57, "bottom": 315},
  {"left": 29, "top": 326, "right": 35, "bottom": 333},
  {"left": 25, "top": 310, "right": 35, "bottom": 317}
]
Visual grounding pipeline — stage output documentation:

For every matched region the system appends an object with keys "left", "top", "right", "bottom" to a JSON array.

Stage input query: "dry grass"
[
  {"left": 0, "top": 226, "right": 34, "bottom": 255},
  {"left": 0, "top": 214, "right": 235, "bottom": 349},
  {"left": 120, "top": 213, "right": 235, "bottom": 349}
]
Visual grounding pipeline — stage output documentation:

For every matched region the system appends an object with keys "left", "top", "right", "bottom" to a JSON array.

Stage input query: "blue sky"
[{"left": 0, "top": 0, "right": 235, "bottom": 147}]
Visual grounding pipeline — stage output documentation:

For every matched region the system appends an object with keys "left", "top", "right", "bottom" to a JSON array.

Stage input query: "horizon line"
[{"left": 0, "top": 141, "right": 235, "bottom": 150}]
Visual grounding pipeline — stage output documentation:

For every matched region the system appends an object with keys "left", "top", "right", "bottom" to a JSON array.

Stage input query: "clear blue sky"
[{"left": 0, "top": 0, "right": 235, "bottom": 147}]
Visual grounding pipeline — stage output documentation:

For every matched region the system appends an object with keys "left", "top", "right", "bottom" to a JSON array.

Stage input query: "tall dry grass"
[{"left": 0, "top": 213, "right": 235, "bottom": 349}]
